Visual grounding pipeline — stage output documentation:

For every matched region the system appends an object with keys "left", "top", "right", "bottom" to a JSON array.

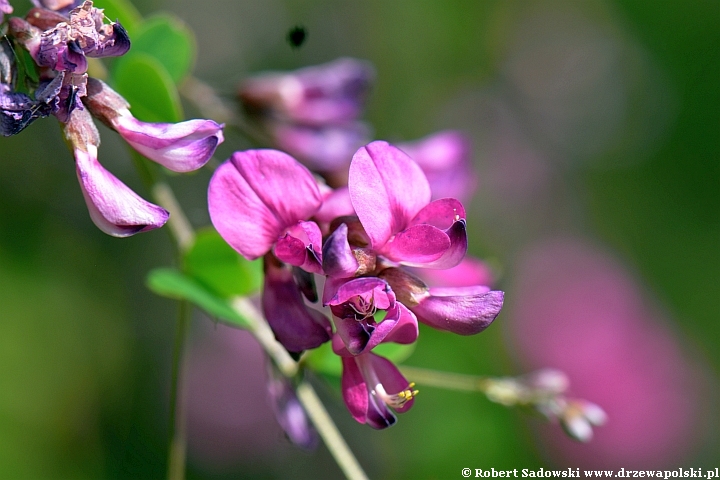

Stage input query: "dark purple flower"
[
  {"left": 0, "top": 83, "right": 49, "bottom": 136},
  {"left": 266, "top": 362, "right": 318, "bottom": 450},
  {"left": 239, "top": 57, "right": 375, "bottom": 125},
  {"left": 64, "top": 106, "right": 169, "bottom": 236},
  {"left": 399, "top": 130, "right": 477, "bottom": 202},
  {"left": 84, "top": 78, "right": 224, "bottom": 172},
  {"left": 262, "top": 255, "right": 331, "bottom": 353},
  {"left": 348, "top": 141, "right": 468, "bottom": 269},
  {"left": 333, "top": 337, "right": 416, "bottom": 430},
  {"left": 208, "top": 149, "right": 324, "bottom": 270},
  {"left": 325, "top": 277, "right": 418, "bottom": 355}
]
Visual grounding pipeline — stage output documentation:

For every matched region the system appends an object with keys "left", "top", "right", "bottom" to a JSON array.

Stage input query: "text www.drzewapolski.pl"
[{"left": 461, "top": 468, "right": 720, "bottom": 479}]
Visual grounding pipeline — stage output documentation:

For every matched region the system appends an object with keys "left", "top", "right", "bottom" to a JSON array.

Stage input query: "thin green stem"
[
  {"left": 231, "top": 297, "right": 369, "bottom": 480},
  {"left": 167, "top": 300, "right": 191, "bottom": 480},
  {"left": 399, "top": 366, "right": 491, "bottom": 393},
  {"left": 296, "top": 382, "right": 369, "bottom": 480}
]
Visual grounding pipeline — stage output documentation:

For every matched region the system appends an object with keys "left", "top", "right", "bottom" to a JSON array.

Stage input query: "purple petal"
[
  {"left": 368, "top": 354, "right": 415, "bottom": 414},
  {"left": 262, "top": 257, "right": 331, "bottom": 353},
  {"left": 411, "top": 289, "right": 504, "bottom": 335},
  {"left": 87, "top": 22, "right": 131, "bottom": 58},
  {"left": 75, "top": 146, "right": 169, "bottom": 237},
  {"left": 113, "top": 115, "right": 223, "bottom": 172},
  {"left": 267, "top": 363, "right": 318, "bottom": 450},
  {"left": 340, "top": 356, "right": 371, "bottom": 424},
  {"left": 349, "top": 141, "right": 431, "bottom": 249},
  {"left": 416, "top": 219, "right": 468, "bottom": 270},
  {"left": 208, "top": 150, "right": 322, "bottom": 260},
  {"left": 274, "top": 221, "right": 323, "bottom": 274},
  {"left": 409, "top": 198, "right": 466, "bottom": 229},
  {"left": 381, "top": 224, "right": 450, "bottom": 266},
  {"left": 321, "top": 223, "right": 359, "bottom": 278}
]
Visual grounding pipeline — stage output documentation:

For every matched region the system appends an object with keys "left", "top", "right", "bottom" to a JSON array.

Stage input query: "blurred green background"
[{"left": 1, "top": 0, "right": 718, "bottom": 478}]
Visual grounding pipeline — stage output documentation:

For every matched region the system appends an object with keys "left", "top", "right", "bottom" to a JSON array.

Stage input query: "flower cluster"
[
  {"left": 1, "top": 0, "right": 224, "bottom": 236},
  {"left": 208, "top": 141, "right": 504, "bottom": 429}
]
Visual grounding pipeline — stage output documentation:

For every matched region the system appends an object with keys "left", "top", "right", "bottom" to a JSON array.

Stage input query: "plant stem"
[
  {"left": 296, "top": 382, "right": 369, "bottom": 480},
  {"left": 167, "top": 299, "right": 191, "bottom": 480},
  {"left": 399, "top": 366, "right": 491, "bottom": 392},
  {"left": 231, "top": 297, "right": 369, "bottom": 480}
]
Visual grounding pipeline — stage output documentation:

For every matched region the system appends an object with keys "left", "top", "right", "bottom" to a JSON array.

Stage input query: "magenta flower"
[
  {"left": 65, "top": 107, "right": 169, "bottom": 236},
  {"left": 208, "top": 149, "right": 332, "bottom": 352},
  {"left": 325, "top": 277, "right": 418, "bottom": 355},
  {"left": 333, "top": 336, "right": 417, "bottom": 429},
  {"left": 208, "top": 149, "right": 324, "bottom": 270},
  {"left": 349, "top": 140, "right": 467, "bottom": 269},
  {"left": 84, "top": 78, "right": 224, "bottom": 172}
]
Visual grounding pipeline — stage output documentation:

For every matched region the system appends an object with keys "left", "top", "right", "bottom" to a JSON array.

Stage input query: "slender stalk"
[
  {"left": 399, "top": 366, "right": 491, "bottom": 392},
  {"left": 296, "top": 382, "right": 369, "bottom": 480},
  {"left": 231, "top": 298, "right": 369, "bottom": 480},
  {"left": 167, "top": 300, "right": 191, "bottom": 480}
]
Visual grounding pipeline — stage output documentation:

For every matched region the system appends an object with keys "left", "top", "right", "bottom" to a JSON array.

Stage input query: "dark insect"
[{"left": 287, "top": 26, "right": 307, "bottom": 49}]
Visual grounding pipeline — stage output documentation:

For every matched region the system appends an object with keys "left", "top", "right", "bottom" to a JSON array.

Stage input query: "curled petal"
[
  {"left": 112, "top": 114, "right": 223, "bottom": 172},
  {"left": 88, "top": 22, "right": 131, "bottom": 58},
  {"left": 322, "top": 223, "right": 359, "bottom": 278},
  {"left": 411, "top": 288, "right": 504, "bottom": 335},
  {"left": 410, "top": 198, "right": 466, "bottom": 230},
  {"left": 349, "top": 141, "right": 431, "bottom": 249},
  {"left": 262, "top": 257, "right": 331, "bottom": 353},
  {"left": 267, "top": 363, "right": 318, "bottom": 450},
  {"left": 329, "top": 278, "right": 418, "bottom": 355},
  {"left": 274, "top": 220, "right": 323, "bottom": 274},
  {"left": 368, "top": 353, "right": 415, "bottom": 414},
  {"left": 75, "top": 146, "right": 169, "bottom": 236},
  {"left": 416, "top": 218, "right": 468, "bottom": 270},
  {"left": 381, "top": 223, "right": 450, "bottom": 266},
  {"left": 208, "top": 150, "right": 322, "bottom": 259}
]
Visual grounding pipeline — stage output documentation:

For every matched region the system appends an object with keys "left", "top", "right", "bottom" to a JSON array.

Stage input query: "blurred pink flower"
[{"left": 509, "top": 237, "right": 708, "bottom": 468}]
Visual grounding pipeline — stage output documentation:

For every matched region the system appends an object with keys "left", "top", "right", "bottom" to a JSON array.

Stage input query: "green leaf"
[
  {"left": 304, "top": 341, "right": 342, "bottom": 376},
  {"left": 126, "top": 15, "right": 196, "bottom": 84},
  {"left": 94, "top": 0, "right": 143, "bottom": 35},
  {"left": 373, "top": 342, "right": 416, "bottom": 363},
  {"left": 111, "top": 53, "right": 182, "bottom": 123},
  {"left": 146, "top": 268, "right": 250, "bottom": 328},
  {"left": 184, "top": 227, "right": 263, "bottom": 298}
]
